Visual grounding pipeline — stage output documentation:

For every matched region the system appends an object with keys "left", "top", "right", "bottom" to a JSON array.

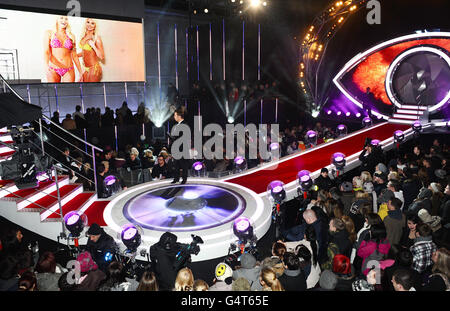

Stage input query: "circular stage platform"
[{"left": 103, "top": 178, "right": 272, "bottom": 262}]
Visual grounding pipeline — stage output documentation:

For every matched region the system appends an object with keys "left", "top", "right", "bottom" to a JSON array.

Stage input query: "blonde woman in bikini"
[
  {"left": 78, "top": 18, "right": 104, "bottom": 82},
  {"left": 44, "top": 16, "right": 84, "bottom": 82}
]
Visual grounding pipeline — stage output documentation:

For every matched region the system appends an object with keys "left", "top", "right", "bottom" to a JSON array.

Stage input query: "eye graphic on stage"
[
  {"left": 333, "top": 32, "right": 450, "bottom": 119},
  {"left": 122, "top": 184, "right": 246, "bottom": 232}
]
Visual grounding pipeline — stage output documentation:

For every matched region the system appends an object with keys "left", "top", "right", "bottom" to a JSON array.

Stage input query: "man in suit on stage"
[{"left": 171, "top": 106, "right": 190, "bottom": 184}]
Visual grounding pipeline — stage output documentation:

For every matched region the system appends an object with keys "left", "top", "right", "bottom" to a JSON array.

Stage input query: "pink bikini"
[{"left": 49, "top": 33, "right": 74, "bottom": 76}]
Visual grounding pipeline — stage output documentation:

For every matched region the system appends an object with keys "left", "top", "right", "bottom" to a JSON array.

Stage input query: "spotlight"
[
  {"left": 297, "top": 170, "right": 313, "bottom": 192},
  {"left": 331, "top": 152, "right": 346, "bottom": 171},
  {"left": 227, "top": 116, "right": 235, "bottom": 124},
  {"left": 192, "top": 161, "right": 206, "bottom": 177},
  {"left": 120, "top": 224, "right": 142, "bottom": 253},
  {"left": 394, "top": 130, "right": 405, "bottom": 143},
  {"left": 305, "top": 130, "right": 317, "bottom": 146},
  {"left": 64, "top": 211, "right": 88, "bottom": 238},
  {"left": 204, "top": 8, "right": 209, "bottom": 13},
  {"left": 311, "top": 109, "right": 320, "bottom": 118},
  {"left": 103, "top": 175, "right": 120, "bottom": 198},
  {"left": 356, "top": 112, "right": 361, "bottom": 118},
  {"left": 267, "top": 180, "right": 286, "bottom": 204},
  {"left": 336, "top": 124, "right": 347, "bottom": 136},
  {"left": 233, "top": 217, "right": 254, "bottom": 243},
  {"left": 269, "top": 142, "right": 279, "bottom": 151},
  {"left": 327, "top": 110, "right": 332, "bottom": 115},
  {"left": 337, "top": 111, "right": 342, "bottom": 116},
  {"left": 362, "top": 116, "right": 372, "bottom": 127},
  {"left": 234, "top": 156, "right": 247, "bottom": 172},
  {"left": 345, "top": 112, "right": 351, "bottom": 117},
  {"left": 370, "top": 139, "right": 381, "bottom": 146},
  {"left": 412, "top": 120, "right": 422, "bottom": 133},
  {"left": 262, "top": 1, "right": 267, "bottom": 6},
  {"left": 251, "top": 0, "right": 261, "bottom": 7}
]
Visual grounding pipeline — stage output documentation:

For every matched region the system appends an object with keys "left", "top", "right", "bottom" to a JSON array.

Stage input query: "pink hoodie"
[{"left": 357, "top": 239, "right": 391, "bottom": 274}]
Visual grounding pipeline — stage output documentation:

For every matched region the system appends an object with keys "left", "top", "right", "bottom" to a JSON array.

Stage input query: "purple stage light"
[
  {"left": 104, "top": 175, "right": 117, "bottom": 186},
  {"left": 65, "top": 212, "right": 80, "bottom": 226},
  {"left": 337, "top": 111, "right": 342, "bottom": 116},
  {"left": 362, "top": 116, "right": 372, "bottom": 127},
  {"left": 306, "top": 130, "right": 317, "bottom": 138},
  {"left": 337, "top": 124, "right": 345, "bottom": 130},
  {"left": 267, "top": 180, "right": 286, "bottom": 203},
  {"left": 327, "top": 110, "right": 332, "bottom": 115},
  {"left": 193, "top": 161, "right": 204, "bottom": 171},
  {"left": 371, "top": 139, "right": 381, "bottom": 146},
  {"left": 269, "top": 142, "right": 279, "bottom": 151},
  {"left": 332, "top": 152, "right": 346, "bottom": 170},
  {"left": 356, "top": 112, "right": 361, "bottom": 118},
  {"left": 234, "top": 156, "right": 245, "bottom": 165},
  {"left": 394, "top": 130, "right": 405, "bottom": 142},
  {"left": 121, "top": 224, "right": 138, "bottom": 241},
  {"left": 412, "top": 120, "right": 422, "bottom": 132},
  {"left": 234, "top": 217, "right": 251, "bottom": 233},
  {"left": 298, "top": 170, "right": 313, "bottom": 191},
  {"left": 345, "top": 112, "right": 351, "bottom": 117},
  {"left": 269, "top": 180, "right": 283, "bottom": 194}
]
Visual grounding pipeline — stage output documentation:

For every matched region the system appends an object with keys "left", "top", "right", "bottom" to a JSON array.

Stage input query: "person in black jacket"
[
  {"left": 151, "top": 155, "right": 171, "bottom": 180},
  {"left": 278, "top": 252, "right": 307, "bottom": 291},
  {"left": 170, "top": 106, "right": 190, "bottom": 184},
  {"left": 359, "top": 144, "right": 378, "bottom": 174},
  {"left": 314, "top": 168, "right": 336, "bottom": 192},
  {"left": 85, "top": 223, "right": 118, "bottom": 273}
]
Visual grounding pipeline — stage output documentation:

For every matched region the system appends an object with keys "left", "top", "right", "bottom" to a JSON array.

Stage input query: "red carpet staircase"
[{"left": 0, "top": 127, "right": 110, "bottom": 228}]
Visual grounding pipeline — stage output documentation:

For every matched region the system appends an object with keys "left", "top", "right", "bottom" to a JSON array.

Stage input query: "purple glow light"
[
  {"left": 297, "top": 170, "right": 311, "bottom": 182},
  {"left": 363, "top": 117, "right": 371, "bottom": 123},
  {"left": 306, "top": 130, "right": 316, "bottom": 138},
  {"left": 234, "top": 217, "right": 250, "bottom": 232},
  {"left": 337, "top": 124, "right": 345, "bottom": 131},
  {"left": 269, "top": 143, "right": 279, "bottom": 151},
  {"left": 371, "top": 139, "right": 381, "bottom": 146},
  {"left": 345, "top": 112, "right": 351, "bottom": 117},
  {"left": 66, "top": 213, "right": 79, "bottom": 226},
  {"left": 234, "top": 156, "right": 245, "bottom": 165},
  {"left": 269, "top": 180, "right": 284, "bottom": 194},
  {"left": 327, "top": 110, "right": 332, "bottom": 115},
  {"left": 337, "top": 111, "right": 342, "bottom": 116},
  {"left": 356, "top": 113, "right": 361, "bottom": 117},
  {"left": 122, "top": 226, "right": 138, "bottom": 241},
  {"left": 193, "top": 161, "right": 204, "bottom": 171},
  {"left": 104, "top": 175, "right": 117, "bottom": 186}
]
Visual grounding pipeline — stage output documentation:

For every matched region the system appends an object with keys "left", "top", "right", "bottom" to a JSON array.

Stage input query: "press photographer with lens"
[{"left": 149, "top": 232, "right": 203, "bottom": 290}]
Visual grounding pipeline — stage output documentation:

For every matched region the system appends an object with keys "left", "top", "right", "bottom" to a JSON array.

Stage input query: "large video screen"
[{"left": 0, "top": 8, "right": 145, "bottom": 83}]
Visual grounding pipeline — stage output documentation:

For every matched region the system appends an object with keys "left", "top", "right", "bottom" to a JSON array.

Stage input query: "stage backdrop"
[{"left": 0, "top": 8, "right": 145, "bottom": 83}]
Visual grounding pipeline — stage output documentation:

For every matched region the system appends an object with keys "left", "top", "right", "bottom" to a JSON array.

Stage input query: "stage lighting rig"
[
  {"left": 331, "top": 152, "right": 346, "bottom": 179},
  {"left": 192, "top": 161, "right": 206, "bottom": 177},
  {"left": 394, "top": 130, "right": 405, "bottom": 143},
  {"left": 362, "top": 116, "right": 372, "bottom": 128},
  {"left": 229, "top": 217, "right": 258, "bottom": 256},
  {"left": 336, "top": 124, "right": 347, "bottom": 137},
  {"left": 233, "top": 156, "right": 247, "bottom": 173},
  {"left": 305, "top": 130, "right": 318, "bottom": 147},
  {"left": 267, "top": 180, "right": 286, "bottom": 238},
  {"left": 412, "top": 120, "right": 422, "bottom": 134}
]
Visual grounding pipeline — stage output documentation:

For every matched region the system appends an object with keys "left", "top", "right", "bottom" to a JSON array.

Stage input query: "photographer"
[
  {"left": 149, "top": 232, "right": 183, "bottom": 291},
  {"left": 85, "top": 223, "right": 118, "bottom": 273},
  {"left": 359, "top": 142, "right": 378, "bottom": 174}
]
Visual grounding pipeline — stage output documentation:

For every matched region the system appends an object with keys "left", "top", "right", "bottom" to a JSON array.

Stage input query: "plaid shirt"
[{"left": 410, "top": 240, "right": 437, "bottom": 274}]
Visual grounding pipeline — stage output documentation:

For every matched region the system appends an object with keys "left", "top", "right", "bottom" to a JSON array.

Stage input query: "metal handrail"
[{"left": 42, "top": 115, "right": 103, "bottom": 153}]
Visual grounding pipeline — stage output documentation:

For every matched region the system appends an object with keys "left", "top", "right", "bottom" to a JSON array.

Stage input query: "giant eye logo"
[{"left": 333, "top": 32, "right": 450, "bottom": 120}]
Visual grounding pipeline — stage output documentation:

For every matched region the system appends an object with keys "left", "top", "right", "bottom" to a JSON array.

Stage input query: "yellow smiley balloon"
[{"left": 216, "top": 264, "right": 226, "bottom": 277}]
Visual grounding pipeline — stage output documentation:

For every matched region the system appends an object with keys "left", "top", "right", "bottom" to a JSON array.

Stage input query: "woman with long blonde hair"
[
  {"left": 422, "top": 248, "right": 450, "bottom": 291},
  {"left": 44, "top": 16, "right": 84, "bottom": 82},
  {"left": 78, "top": 18, "right": 104, "bottom": 82},
  {"left": 174, "top": 267, "right": 194, "bottom": 291},
  {"left": 260, "top": 268, "right": 284, "bottom": 291}
]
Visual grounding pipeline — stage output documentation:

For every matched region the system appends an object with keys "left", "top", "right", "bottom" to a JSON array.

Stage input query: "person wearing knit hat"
[
  {"left": 319, "top": 270, "right": 338, "bottom": 290},
  {"left": 232, "top": 253, "right": 261, "bottom": 291},
  {"left": 376, "top": 163, "right": 388, "bottom": 175},
  {"left": 209, "top": 262, "right": 233, "bottom": 291},
  {"left": 86, "top": 223, "right": 117, "bottom": 272},
  {"left": 418, "top": 209, "right": 442, "bottom": 232}
]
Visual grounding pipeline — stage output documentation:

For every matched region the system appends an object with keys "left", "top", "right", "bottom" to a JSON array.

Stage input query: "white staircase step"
[
  {"left": 39, "top": 185, "right": 84, "bottom": 221},
  {"left": 392, "top": 114, "right": 420, "bottom": 120},
  {"left": 16, "top": 177, "right": 69, "bottom": 210},
  {"left": 397, "top": 109, "right": 424, "bottom": 115},
  {"left": 398, "top": 105, "right": 427, "bottom": 110}
]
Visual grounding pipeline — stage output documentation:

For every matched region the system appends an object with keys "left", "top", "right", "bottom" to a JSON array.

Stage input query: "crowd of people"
[{"left": 1, "top": 126, "right": 448, "bottom": 291}]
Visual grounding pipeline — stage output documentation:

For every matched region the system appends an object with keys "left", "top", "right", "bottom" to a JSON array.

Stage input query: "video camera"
[{"left": 173, "top": 234, "right": 204, "bottom": 270}]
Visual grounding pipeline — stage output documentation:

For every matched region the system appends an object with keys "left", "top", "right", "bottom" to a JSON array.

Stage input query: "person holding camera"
[
  {"left": 149, "top": 232, "right": 183, "bottom": 291},
  {"left": 85, "top": 223, "right": 118, "bottom": 272}
]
